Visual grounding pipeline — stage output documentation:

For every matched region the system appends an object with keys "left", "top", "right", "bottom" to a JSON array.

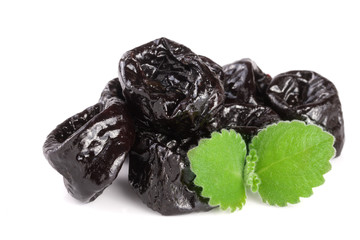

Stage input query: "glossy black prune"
[
  {"left": 266, "top": 70, "right": 344, "bottom": 156},
  {"left": 99, "top": 78, "right": 124, "bottom": 103},
  {"left": 208, "top": 59, "right": 280, "bottom": 142},
  {"left": 222, "top": 58, "right": 272, "bottom": 105},
  {"left": 43, "top": 97, "right": 135, "bottom": 202},
  {"left": 119, "top": 37, "right": 225, "bottom": 136},
  {"left": 128, "top": 128, "right": 212, "bottom": 215},
  {"left": 208, "top": 104, "right": 281, "bottom": 143}
]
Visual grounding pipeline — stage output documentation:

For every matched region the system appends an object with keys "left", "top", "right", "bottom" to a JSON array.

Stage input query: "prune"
[
  {"left": 99, "top": 78, "right": 124, "bottom": 103},
  {"left": 208, "top": 104, "right": 281, "bottom": 143},
  {"left": 43, "top": 96, "right": 135, "bottom": 202},
  {"left": 222, "top": 58, "right": 272, "bottom": 105},
  {"left": 128, "top": 128, "right": 213, "bottom": 215},
  {"left": 199, "top": 55, "right": 225, "bottom": 82},
  {"left": 209, "top": 59, "right": 280, "bottom": 142},
  {"left": 266, "top": 70, "right": 344, "bottom": 156},
  {"left": 119, "top": 37, "right": 225, "bottom": 136}
]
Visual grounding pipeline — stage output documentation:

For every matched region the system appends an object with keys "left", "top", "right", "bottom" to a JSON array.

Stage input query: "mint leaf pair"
[{"left": 187, "top": 121, "right": 336, "bottom": 211}]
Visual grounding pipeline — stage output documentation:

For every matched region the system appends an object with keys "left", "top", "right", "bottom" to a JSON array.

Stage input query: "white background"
[{"left": 1, "top": 0, "right": 359, "bottom": 239}]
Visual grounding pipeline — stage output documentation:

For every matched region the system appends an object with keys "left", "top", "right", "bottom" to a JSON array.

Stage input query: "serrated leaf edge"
[
  {"left": 250, "top": 120, "right": 336, "bottom": 157},
  {"left": 188, "top": 129, "right": 247, "bottom": 212},
  {"left": 249, "top": 120, "right": 336, "bottom": 207}
]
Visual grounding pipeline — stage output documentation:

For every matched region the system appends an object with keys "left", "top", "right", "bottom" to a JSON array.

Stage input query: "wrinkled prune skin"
[
  {"left": 199, "top": 55, "right": 225, "bottom": 82},
  {"left": 208, "top": 104, "right": 281, "bottom": 143},
  {"left": 266, "top": 71, "right": 344, "bottom": 156},
  {"left": 119, "top": 37, "right": 225, "bottom": 137},
  {"left": 222, "top": 58, "right": 272, "bottom": 105},
  {"left": 43, "top": 97, "right": 135, "bottom": 202},
  {"left": 128, "top": 127, "right": 213, "bottom": 215},
  {"left": 209, "top": 59, "right": 280, "bottom": 142},
  {"left": 99, "top": 78, "right": 124, "bottom": 103}
]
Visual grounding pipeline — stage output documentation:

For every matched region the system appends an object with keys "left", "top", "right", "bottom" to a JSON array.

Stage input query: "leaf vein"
[{"left": 256, "top": 139, "right": 331, "bottom": 175}]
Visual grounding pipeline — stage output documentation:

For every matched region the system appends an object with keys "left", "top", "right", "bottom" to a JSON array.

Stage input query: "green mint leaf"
[
  {"left": 187, "top": 129, "right": 247, "bottom": 211},
  {"left": 244, "top": 149, "right": 261, "bottom": 193},
  {"left": 249, "top": 120, "right": 335, "bottom": 206}
]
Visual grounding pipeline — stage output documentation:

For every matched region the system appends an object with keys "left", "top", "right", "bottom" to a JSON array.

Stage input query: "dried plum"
[
  {"left": 199, "top": 55, "right": 225, "bottom": 82},
  {"left": 212, "top": 59, "right": 280, "bottom": 142},
  {"left": 119, "top": 37, "right": 225, "bottom": 136},
  {"left": 43, "top": 97, "right": 135, "bottom": 202},
  {"left": 128, "top": 128, "right": 212, "bottom": 215},
  {"left": 99, "top": 78, "right": 124, "bottom": 103},
  {"left": 208, "top": 104, "right": 281, "bottom": 143},
  {"left": 266, "top": 70, "right": 344, "bottom": 156},
  {"left": 222, "top": 58, "right": 272, "bottom": 105}
]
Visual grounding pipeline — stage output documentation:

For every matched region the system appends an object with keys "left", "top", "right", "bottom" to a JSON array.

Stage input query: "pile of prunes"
[{"left": 43, "top": 37, "right": 345, "bottom": 215}]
